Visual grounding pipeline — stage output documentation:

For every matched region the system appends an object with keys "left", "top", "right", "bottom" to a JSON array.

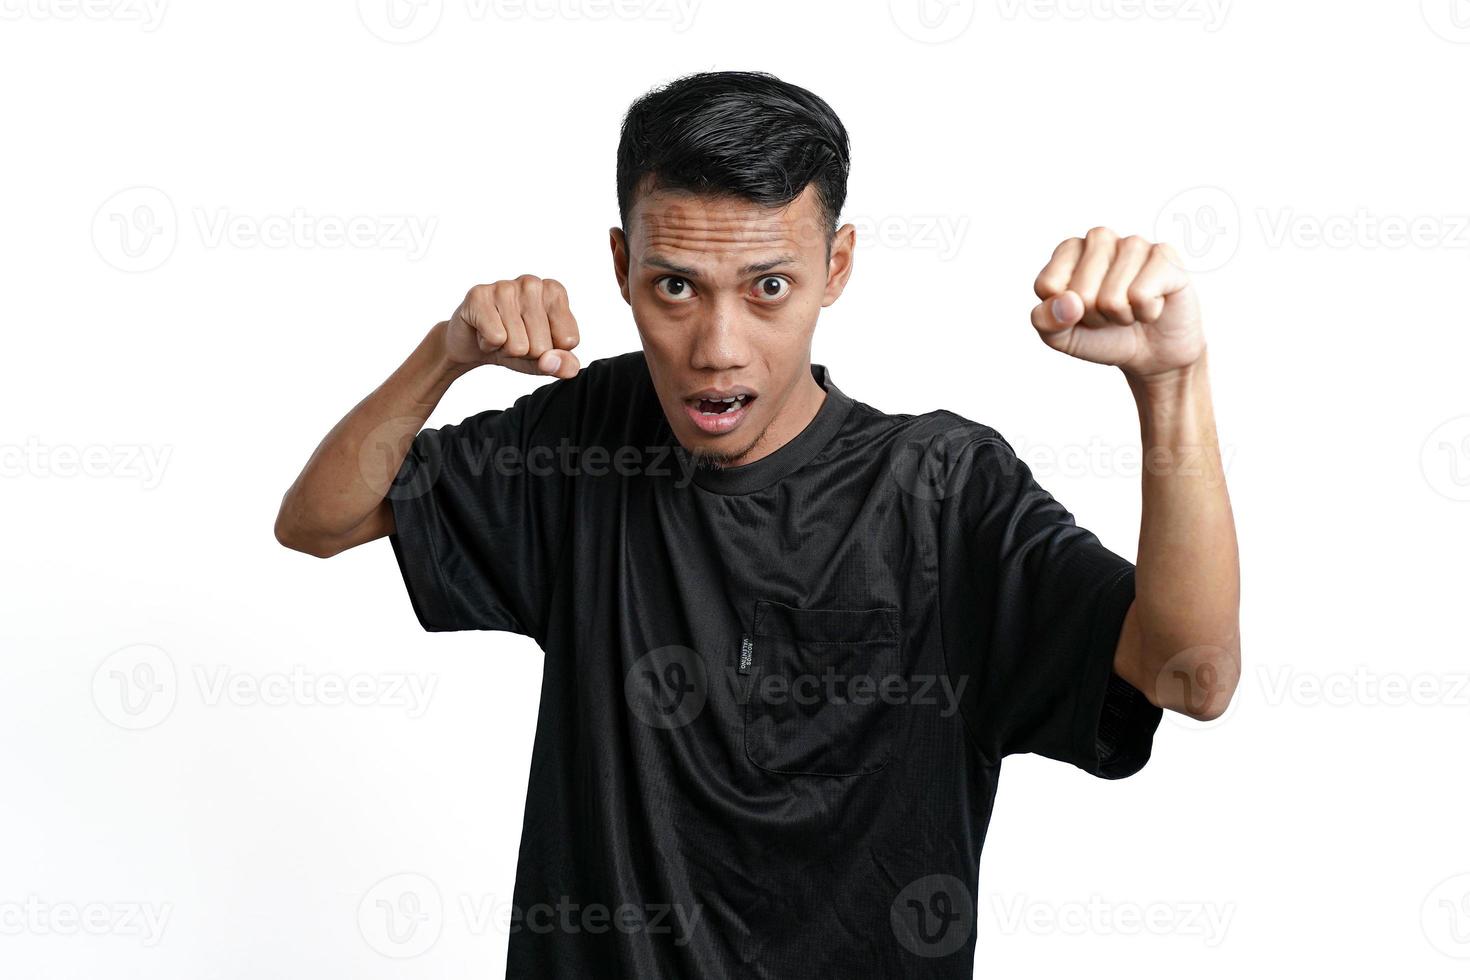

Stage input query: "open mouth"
[
  {"left": 695, "top": 394, "right": 752, "bottom": 416},
  {"left": 683, "top": 392, "right": 756, "bottom": 435}
]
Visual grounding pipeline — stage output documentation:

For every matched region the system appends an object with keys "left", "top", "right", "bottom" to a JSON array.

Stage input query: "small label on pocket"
[{"left": 738, "top": 635, "right": 753, "bottom": 674}]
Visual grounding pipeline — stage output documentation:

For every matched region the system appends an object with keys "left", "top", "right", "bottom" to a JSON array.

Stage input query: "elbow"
[
  {"left": 274, "top": 501, "right": 340, "bottom": 559},
  {"left": 1154, "top": 639, "right": 1241, "bottom": 722}
]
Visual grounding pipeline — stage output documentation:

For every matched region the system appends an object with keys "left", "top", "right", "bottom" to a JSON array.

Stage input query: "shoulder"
[
  {"left": 496, "top": 349, "right": 652, "bottom": 426},
  {"left": 840, "top": 398, "right": 1017, "bottom": 463},
  {"left": 835, "top": 399, "right": 1034, "bottom": 510}
]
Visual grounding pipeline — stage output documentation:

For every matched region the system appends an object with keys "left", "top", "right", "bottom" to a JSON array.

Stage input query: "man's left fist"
[{"left": 1031, "top": 227, "right": 1206, "bottom": 380}]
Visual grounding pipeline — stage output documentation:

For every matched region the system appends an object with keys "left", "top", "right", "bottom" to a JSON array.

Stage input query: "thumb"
[
  {"left": 537, "top": 348, "right": 581, "bottom": 379},
  {"left": 1031, "top": 290, "right": 1084, "bottom": 335}
]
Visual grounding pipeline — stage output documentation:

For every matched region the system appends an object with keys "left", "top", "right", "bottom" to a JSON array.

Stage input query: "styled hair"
[{"left": 616, "top": 70, "right": 851, "bottom": 246}]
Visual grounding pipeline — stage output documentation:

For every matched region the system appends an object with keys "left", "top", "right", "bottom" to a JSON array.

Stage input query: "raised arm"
[
  {"left": 274, "top": 277, "right": 582, "bottom": 558},
  {"left": 1029, "top": 228, "right": 1241, "bottom": 721}
]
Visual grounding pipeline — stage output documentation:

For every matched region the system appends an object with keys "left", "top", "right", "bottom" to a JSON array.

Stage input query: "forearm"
[
  {"left": 1123, "top": 352, "right": 1241, "bottom": 716},
  {"left": 275, "top": 320, "right": 470, "bottom": 557}
]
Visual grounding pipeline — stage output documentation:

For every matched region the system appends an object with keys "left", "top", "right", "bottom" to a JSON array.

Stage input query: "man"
[{"left": 276, "top": 70, "right": 1240, "bottom": 978}]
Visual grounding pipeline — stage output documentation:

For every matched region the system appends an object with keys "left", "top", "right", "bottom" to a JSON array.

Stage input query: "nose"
[{"left": 688, "top": 299, "right": 750, "bottom": 373}]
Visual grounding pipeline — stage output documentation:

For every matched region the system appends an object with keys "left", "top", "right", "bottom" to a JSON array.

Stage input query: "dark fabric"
[{"left": 387, "top": 351, "right": 1162, "bottom": 979}]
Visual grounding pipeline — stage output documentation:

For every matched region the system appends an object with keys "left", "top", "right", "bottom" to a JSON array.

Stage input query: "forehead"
[{"left": 629, "top": 183, "right": 827, "bottom": 271}]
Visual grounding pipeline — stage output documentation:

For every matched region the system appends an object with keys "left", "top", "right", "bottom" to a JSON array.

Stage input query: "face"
[{"left": 610, "top": 182, "right": 855, "bottom": 468}]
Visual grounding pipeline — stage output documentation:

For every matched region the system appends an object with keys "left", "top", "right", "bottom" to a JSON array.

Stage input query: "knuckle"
[
  {"left": 1085, "top": 225, "right": 1116, "bottom": 242},
  {"left": 1097, "top": 292, "right": 1129, "bottom": 318},
  {"left": 492, "top": 280, "right": 517, "bottom": 303}
]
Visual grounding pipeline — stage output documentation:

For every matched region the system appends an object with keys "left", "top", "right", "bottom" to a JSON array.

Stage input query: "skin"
[
  {"left": 609, "top": 182, "right": 855, "bottom": 468},
  {"left": 273, "top": 197, "right": 1237, "bottom": 723},
  {"left": 1030, "top": 227, "right": 1242, "bottom": 721}
]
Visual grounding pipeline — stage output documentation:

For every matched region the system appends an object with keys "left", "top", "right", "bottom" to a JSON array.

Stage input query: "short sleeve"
[
  {"left": 387, "top": 377, "right": 577, "bottom": 643},
  {"left": 938, "top": 428, "right": 1161, "bottom": 779}
]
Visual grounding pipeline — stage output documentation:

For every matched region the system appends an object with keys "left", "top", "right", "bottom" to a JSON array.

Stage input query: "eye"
[
  {"left": 654, "top": 276, "right": 696, "bottom": 301},
  {"left": 753, "top": 275, "right": 791, "bottom": 301}
]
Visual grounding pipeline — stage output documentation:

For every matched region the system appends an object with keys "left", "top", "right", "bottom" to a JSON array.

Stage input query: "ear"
[
  {"left": 609, "top": 226, "right": 632, "bottom": 305},
  {"left": 821, "top": 223, "right": 856, "bottom": 307}
]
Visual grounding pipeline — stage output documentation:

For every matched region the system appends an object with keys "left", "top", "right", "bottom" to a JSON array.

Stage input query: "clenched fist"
[
  {"left": 1031, "top": 228, "right": 1205, "bottom": 381},
  {"left": 444, "top": 275, "right": 582, "bottom": 378}
]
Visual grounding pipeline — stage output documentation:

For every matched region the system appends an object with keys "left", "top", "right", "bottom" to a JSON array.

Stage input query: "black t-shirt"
[{"left": 388, "top": 350, "right": 1162, "bottom": 979}]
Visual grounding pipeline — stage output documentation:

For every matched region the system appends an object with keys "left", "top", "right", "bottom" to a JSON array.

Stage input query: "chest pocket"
[{"left": 742, "top": 599, "right": 902, "bottom": 777}]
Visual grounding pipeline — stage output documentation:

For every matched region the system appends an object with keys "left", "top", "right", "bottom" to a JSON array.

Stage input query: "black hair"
[{"left": 616, "top": 70, "right": 851, "bottom": 246}]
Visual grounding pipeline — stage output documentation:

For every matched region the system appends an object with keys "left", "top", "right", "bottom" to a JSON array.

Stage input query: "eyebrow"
[{"left": 642, "top": 253, "right": 798, "bottom": 278}]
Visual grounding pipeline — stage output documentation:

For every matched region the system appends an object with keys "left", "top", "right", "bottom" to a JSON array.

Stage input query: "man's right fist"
[{"left": 443, "top": 275, "right": 581, "bottom": 378}]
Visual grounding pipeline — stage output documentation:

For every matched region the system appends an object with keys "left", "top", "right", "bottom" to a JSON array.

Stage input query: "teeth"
[{"left": 694, "top": 394, "right": 750, "bottom": 416}]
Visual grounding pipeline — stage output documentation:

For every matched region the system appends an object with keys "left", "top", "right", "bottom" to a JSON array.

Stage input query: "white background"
[{"left": 3, "top": 0, "right": 1469, "bottom": 976}]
